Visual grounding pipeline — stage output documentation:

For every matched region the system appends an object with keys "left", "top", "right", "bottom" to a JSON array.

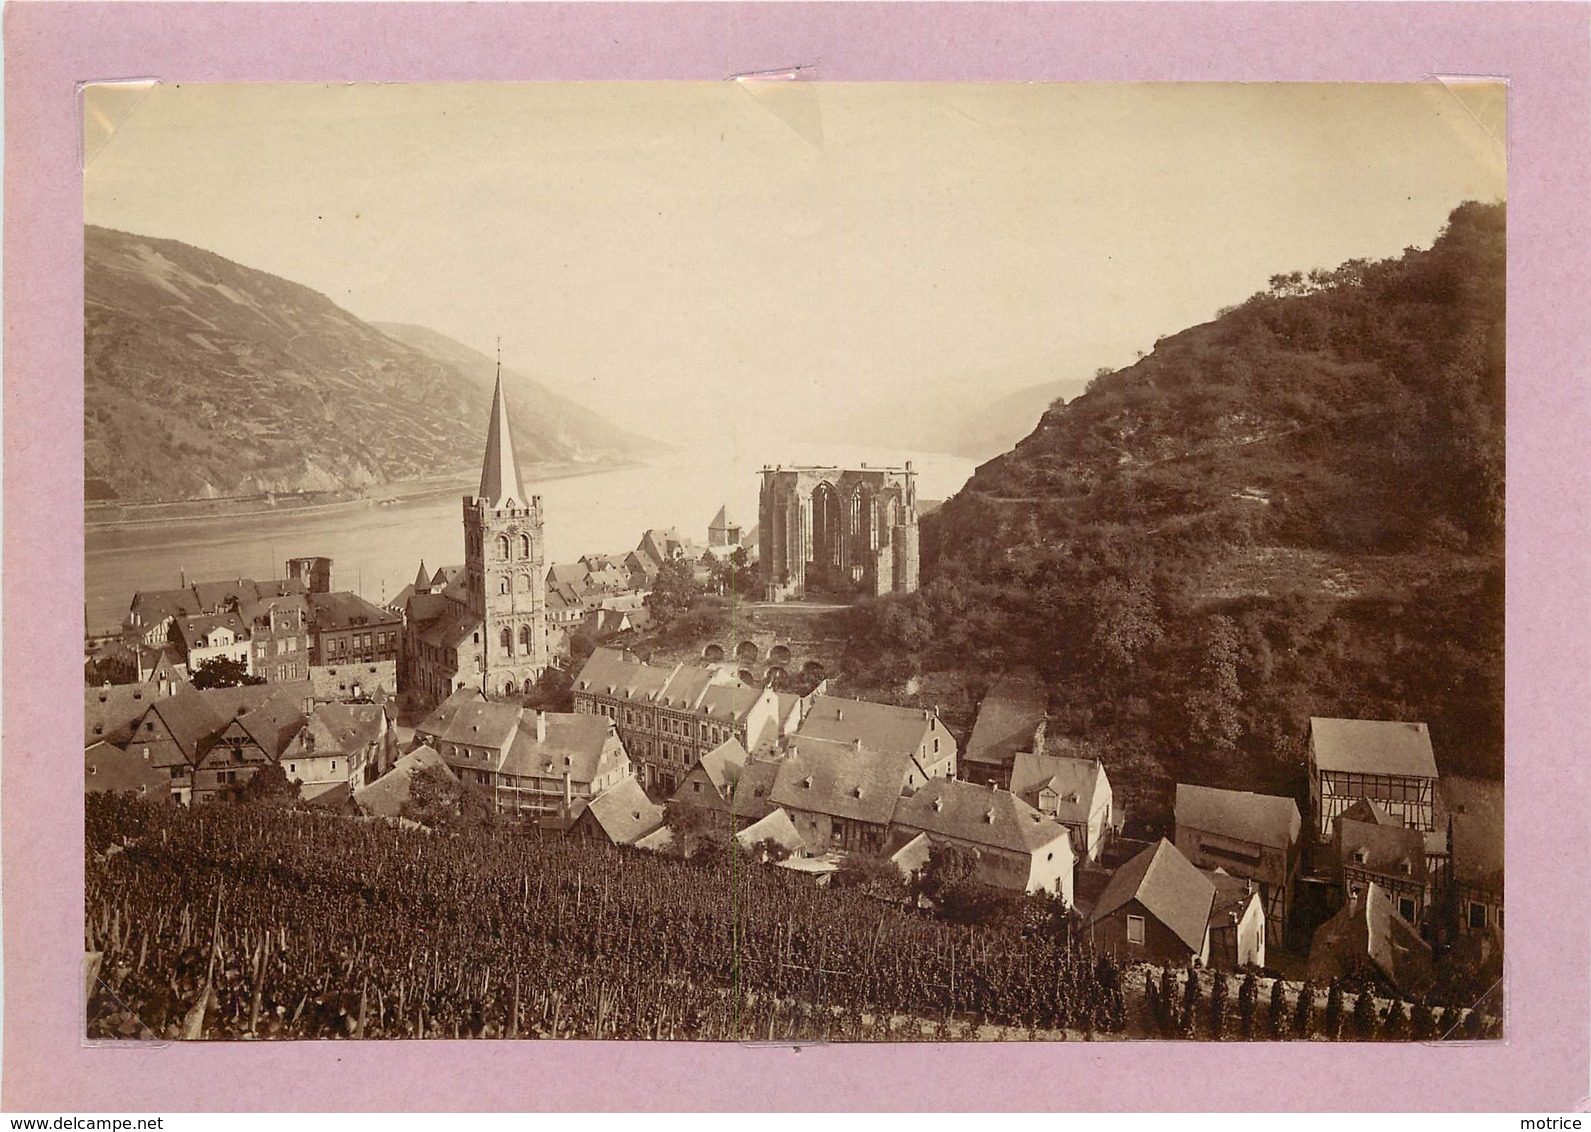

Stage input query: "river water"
[{"left": 84, "top": 443, "right": 977, "bottom": 630}]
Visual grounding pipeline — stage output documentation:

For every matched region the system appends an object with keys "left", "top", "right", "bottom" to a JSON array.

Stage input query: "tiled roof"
[
  {"left": 502, "top": 713, "right": 622, "bottom": 784},
  {"left": 300, "top": 702, "right": 386, "bottom": 755},
  {"left": 1174, "top": 784, "right": 1301, "bottom": 851},
  {"left": 1335, "top": 817, "right": 1428, "bottom": 885},
  {"left": 235, "top": 685, "right": 314, "bottom": 759},
  {"left": 580, "top": 778, "right": 664, "bottom": 846},
  {"left": 795, "top": 695, "right": 935, "bottom": 759},
  {"left": 770, "top": 743, "right": 914, "bottom": 827},
  {"left": 477, "top": 372, "right": 527, "bottom": 508},
  {"left": 1443, "top": 776, "right": 1503, "bottom": 888},
  {"left": 965, "top": 675, "right": 1047, "bottom": 767},
  {"left": 891, "top": 779, "right": 1072, "bottom": 857},
  {"left": 352, "top": 745, "right": 454, "bottom": 818},
  {"left": 309, "top": 591, "right": 400, "bottom": 631},
  {"left": 417, "top": 693, "right": 523, "bottom": 752},
  {"left": 734, "top": 807, "right": 808, "bottom": 855},
  {"left": 729, "top": 760, "right": 781, "bottom": 821},
  {"left": 697, "top": 738, "right": 750, "bottom": 792},
  {"left": 1202, "top": 868, "right": 1262, "bottom": 930},
  {"left": 1339, "top": 797, "right": 1398, "bottom": 826},
  {"left": 1310, "top": 717, "right": 1439, "bottom": 778},
  {"left": 1011, "top": 753, "right": 1108, "bottom": 825},
  {"left": 86, "top": 683, "right": 163, "bottom": 747},
  {"left": 173, "top": 611, "right": 250, "bottom": 650},
  {"left": 85, "top": 742, "right": 168, "bottom": 795},
  {"left": 1090, "top": 838, "right": 1216, "bottom": 955},
  {"left": 1308, "top": 883, "right": 1434, "bottom": 994}
]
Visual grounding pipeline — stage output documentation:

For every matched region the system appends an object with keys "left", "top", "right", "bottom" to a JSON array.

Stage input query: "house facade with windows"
[
  {"left": 1442, "top": 776, "right": 1503, "bottom": 937},
  {"left": 1011, "top": 752, "right": 1115, "bottom": 863},
  {"left": 1173, "top": 783, "right": 1301, "bottom": 944},
  {"left": 769, "top": 738, "right": 921, "bottom": 855},
  {"left": 1333, "top": 800, "right": 1432, "bottom": 927},
  {"left": 668, "top": 738, "right": 752, "bottom": 832},
  {"left": 889, "top": 779, "right": 1076, "bottom": 901},
  {"left": 1088, "top": 838, "right": 1217, "bottom": 966},
  {"left": 1308, "top": 717, "right": 1439, "bottom": 840},
  {"left": 308, "top": 591, "right": 402, "bottom": 668},
  {"left": 124, "top": 682, "right": 312, "bottom": 804},
  {"left": 794, "top": 695, "right": 957, "bottom": 781},
  {"left": 280, "top": 701, "right": 397, "bottom": 802},
  {"left": 572, "top": 648, "right": 790, "bottom": 793}
]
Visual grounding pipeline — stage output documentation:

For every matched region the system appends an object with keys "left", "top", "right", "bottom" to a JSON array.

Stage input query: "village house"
[
  {"left": 1333, "top": 799, "right": 1432, "bottom": 928},
  {"left": 728, "top": 759, "right": 782, "bottom": 828},
  {"left": 568, "top": 778, "right": 667, "bottom": 847},
  {"left": 279, "top": 701, "right": 397, "bottom": 803},
  {"left": 962, "top": 673, "right": 1047, "bottom": 786},
  {"left": 85, "top": 670, "right": 188, "bottom": 750},
  {"left": 1088, "top": 838, "right": 1218, "bottom": 967},
  {"left": 122, "top": 682, "right": 312, "bottom": 804},
  {"left": 307, "top": 590, "right": 402, "bottom": 668},
  {"left": 1308, "top": 716, "right": 1440, "bottom": 840},
  {"left": 572, "top": 648, "right": 790, "bottom": 793},
  {"left": 85, "top": 741, "right": 168, "bottom": 798},
  {"left": 414, "top": 689, "right": 633, "bottom": 823},
  {"left": 1011, "top": 751, "right": 1116, "bottom": 863},
  {"left": 171, "top": 612, "right": 254, "bottom": 675},
  {"left": 669, "top": 738, "right": 751, "bottom": 833},
  {"left": 352, "top": 744, "right": 455, "bottom": 819},
  {"left": 734, "top": 807, "right": 810, "bottom": 861},
  {"left": 1173, "top": 783, "right": 1301, "bottom": 944},
  {"left": 246, "top": 597, "right": 311, "bottom": 684},
  {"left": 794, "top": 694, "right": 957, "bottom": 781},
  {"left": 126, "top": 575, "right": 308, "bottom": 650},
  {"left": 769, "top": 737, "right": 923, "bottom": 855},
  {"left": 1308, "top": 881, "right": 1435, "bottom": 998},
  {"left": 1202, "top": 869, "right": 1267, "bottom": 970},
  {"left": 888, "top": 779, "right": 1076, "bottom": 901},
  {"left": 1443, "top": 776, "right": 1503, "bottom": 937}
]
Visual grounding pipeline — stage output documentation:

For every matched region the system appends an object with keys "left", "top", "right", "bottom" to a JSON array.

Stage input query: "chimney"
[
  {"left": 836, "top": 708, "right": 844, "bottom": 721},
  {"left": 853, "top": 738, "right": 863, "bottom": 753},
  {"left": 563, "top": 771, "right": 572, "bottom": 809},
  {"left": 536, "top": 711, "right": 547, "bottom": 743}
]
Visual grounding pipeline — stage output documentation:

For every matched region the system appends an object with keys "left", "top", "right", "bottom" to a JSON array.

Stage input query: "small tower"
[
  {"left": 708, "top": 504, "right": 742, "bottom": 548},
  {"left": 463, "top": 348, "right": 548, "bottom": 695}
]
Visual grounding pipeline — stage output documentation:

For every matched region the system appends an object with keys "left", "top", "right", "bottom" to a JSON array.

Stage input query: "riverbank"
[{"left": 83, "top": 461, "right": 640, "bottom": 532}]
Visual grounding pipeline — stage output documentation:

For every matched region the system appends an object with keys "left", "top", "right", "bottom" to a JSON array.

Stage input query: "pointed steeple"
[
  {"left": 478, "top": 342, "right": 526, "bottom": 508},
  {"left": 414, "top": 560, "right": 430, "bottom": 589}
]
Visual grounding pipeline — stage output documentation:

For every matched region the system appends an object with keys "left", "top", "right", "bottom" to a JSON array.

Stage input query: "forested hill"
[
  {"left": 84, "top": 226, "right": 659, "bottom": 502},
  {"left": 849, "top": 202, "right": 1505, "bottom": 823}
]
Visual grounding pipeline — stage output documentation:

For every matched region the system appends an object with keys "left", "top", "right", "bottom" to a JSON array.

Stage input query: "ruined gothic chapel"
[{"left": 759, "top": 464, "right": 921, "bottom": 601}]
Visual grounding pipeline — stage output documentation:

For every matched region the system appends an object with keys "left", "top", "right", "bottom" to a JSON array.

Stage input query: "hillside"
[
  {"left": 842, "top": 202, "right": 1505, "bottom": 824},
  {"left": 84, "top": 226, "right": 658, "bottom": 501}
]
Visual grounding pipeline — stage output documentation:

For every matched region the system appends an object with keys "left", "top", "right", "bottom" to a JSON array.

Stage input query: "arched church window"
[
  {"left": 518, "top": 574, "right": 531, "bottom": 592},
  {"left": 497, "top": 535, "right": 510, "bottom": 560},
  {"left": 499, "top": 578, "right": 509, "bottom": 595},
  {"left": 500, "top": 627, "right": 513, "bottom": 655},
  {"left": 520, "top": 534, "right": 531, "bottom": 559}
]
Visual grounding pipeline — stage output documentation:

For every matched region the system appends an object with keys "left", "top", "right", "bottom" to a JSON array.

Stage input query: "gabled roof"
[
  {"left": 299, "top": 702, "right": 386, "bottom": 756},
  {"left": 891, "top": 779, "right": 1073, "bottom": 856},
  {"left": 1335, "top": 817, "right": 1428, "bottom": 885},
  {"left": 414, "top": 561, "right": 431, "bottom": 589},
  {"left": 352, "top": 745, "right": 455, "bottom": 818},
  {"left": 85, "top": 742, "right": 167, "bottom": 795},
  {"left": 234, "top": 686, "right": 314, "bottom": 759},
  {"left": 1310, "top": 717, "right": 1439, "bottom": 778},
  {"left": 416, "top": 691, "right": 522, "bottom": 751},
  {"left": 1443, "top": 776, "right": 1503, "bottom": 889},
  {"left": 173, "top": 611, "right": 250, "bottom": 650},
  {"left": 733, "top": 807, "right": 808, "bottom": 856},
  {"left": 709, "top": 504, "right": 739, "bottom": 531},
  {"left": 1012, "top": 753, "right": 1108, "bottom": 824},
  {"left": 770, "top": 742, "right": 916, "bottom": 827},
  {"left": 1202, "top": 868, "right": 1263, "bottom": 930},
  {"left": 501, "top": 713, "right": 625, "bottom": 785},
  {"left": 1090, "top": 838, "right": 1216, "bottom": 955},
  {"left": 965, "top": 675, "right": 1047, "bottom": 768},
  {"left": 477, "top": 371, "right": 527, "bottom": 508},
  {"left": 795, "top": 695, "right": 937, "bottom": 759},
  {"left": 579, "top": 778, "right": 665, "bottom": 846},
  {"left": 697, "top": 738, "right": 750, "bottom": 793},
  {"left": 141, "top": 683, "right": 288, "bottom": 765},
  {"left": 86, "top": 682, "right": 163, "bottom": 747},
  {"left": 1308, "top": 882, "right": 1434, "bottom": 994},
  {"left": 1174, "top": 784, "right": 1301, "bottom": 851},
  {"left": 1339, "top": 797, "right": 1398, "bottom": 826},
  {"left": 574, "top": 648, "right": 670, "bottom": 702},
  {"left": 729, "top": 759, "right": 781, "bottom": 821}
]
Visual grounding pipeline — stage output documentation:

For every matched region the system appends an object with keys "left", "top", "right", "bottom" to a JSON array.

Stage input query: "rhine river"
[{"left": 84, "top": 443, "right": 978, "bottom": 630}]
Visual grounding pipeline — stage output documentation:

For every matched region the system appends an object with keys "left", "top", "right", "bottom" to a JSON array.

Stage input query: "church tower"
[{"left": 463, "top": 363, "right": 548, "bottom": 695}]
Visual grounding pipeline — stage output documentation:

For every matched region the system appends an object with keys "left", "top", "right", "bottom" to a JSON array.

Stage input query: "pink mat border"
[{"left": 6, "top": 1, "right": 1589, "bottom": 1112}]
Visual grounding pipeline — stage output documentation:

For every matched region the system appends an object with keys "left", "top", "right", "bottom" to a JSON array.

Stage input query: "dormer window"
[
  {"left": 802, "top": 776, "right": 813, "bottom": 788},
  {"left": 1353, "top": 848, "right": 1368, "bottom": 865},
  {"left": 1398, "top": 859, "right": 1412, "bottom": 875},
  {"left": 984, "top": 809, "right": 996, "bottom": 824}
]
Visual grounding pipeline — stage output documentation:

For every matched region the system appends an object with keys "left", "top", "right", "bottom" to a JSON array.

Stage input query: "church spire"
[{"left": 478, "top": 339, "right": 526, "bottom": 508}]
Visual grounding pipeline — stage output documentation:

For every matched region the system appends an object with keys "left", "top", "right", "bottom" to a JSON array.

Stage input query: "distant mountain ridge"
[{"left": 84, "top": 226, "right": 660, "bottom": 502}]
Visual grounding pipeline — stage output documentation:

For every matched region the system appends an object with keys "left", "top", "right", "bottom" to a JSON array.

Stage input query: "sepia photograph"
[{"left": 80, "top": 80, "right": 1505, "bottom": 1044}]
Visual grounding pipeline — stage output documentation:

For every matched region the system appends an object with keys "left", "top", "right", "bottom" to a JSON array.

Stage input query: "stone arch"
[
  {"left": 702, "top": 643, "right": 725, "bottom": 663},
  {"left": 801, "top": 659, "right": 826, "bottom": 683},
  {"left": 518, "top": 573, "right": 532, "bottom": 592},
  {"left": 769, "top": 644, "right": 792, "bottom": 667},
  {"left": 735, "top": 640, "right": 759, "bottom": 665},
  {"left": 765, "top": 665, "right": 790, "bottom": 692},
  {"left": 503, "top": 678, "right": 517, "bottom": 696},
  {"left": 808, "top": 481, "right": 842, "bottom": 585},
  {"left": 737, "top": 668, "right": 757, "bottom": 686}
]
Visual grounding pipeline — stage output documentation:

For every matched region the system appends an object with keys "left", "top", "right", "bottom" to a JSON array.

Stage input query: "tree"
[
  {"left": 1159, "top": 967, "right": 1180, "bottom": 1037},
  {"left": 920, "top": 842, "right": 980, "bottom": 902},
  {"left": 1382, "top": 999, "right": 1410, "bottom": 1041},
  {"left": 1088, "top": 574, "right": 1163, "bottom": 674},
  {"left": 1350, "top": 987, "right": 1378, "bottom": 1040},
  {"left": 1410, "top": 998, "right": 1438, "bottom": 1042},
  {"left": 1178, "top": 969, "right": 1201, "bottom": 1038},
  {"left": 833, "top": 852, "right": 906, "bottom": 896},
  {"left": 1208, "top": 971, "right": 1229, "bottom": 1040},
  {"left": 1237, "top": 972, "right": 1259, "bottom": 1039},
  {"left": 645, "top": 559, "right": 702, "bottom": 628},
  {"left": 663, "top": 799, "right": 714, "bottom": 859},
  {"left": 401, "top": 764, "right": 495, "bottom": 831},
  {"left": 1267, "top": 978, "right": 1288, "bottom": 1039},
  {"left": 1292, "top": 979, "right": 1317, "bottom": 1039},
  {"left": 1322, "top": 978, "right": 1345, "bottom": 1040},
  {"left": 190, "top": 655, "right": 264, "bottom": 690},
  {"left": 240, "top": 762, "right": 300, "bottom": 808}
]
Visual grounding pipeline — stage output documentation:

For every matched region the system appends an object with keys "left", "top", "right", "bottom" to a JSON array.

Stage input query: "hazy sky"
[{"left": 85, "top": 82, "right": 1505, "bottom": 444}]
